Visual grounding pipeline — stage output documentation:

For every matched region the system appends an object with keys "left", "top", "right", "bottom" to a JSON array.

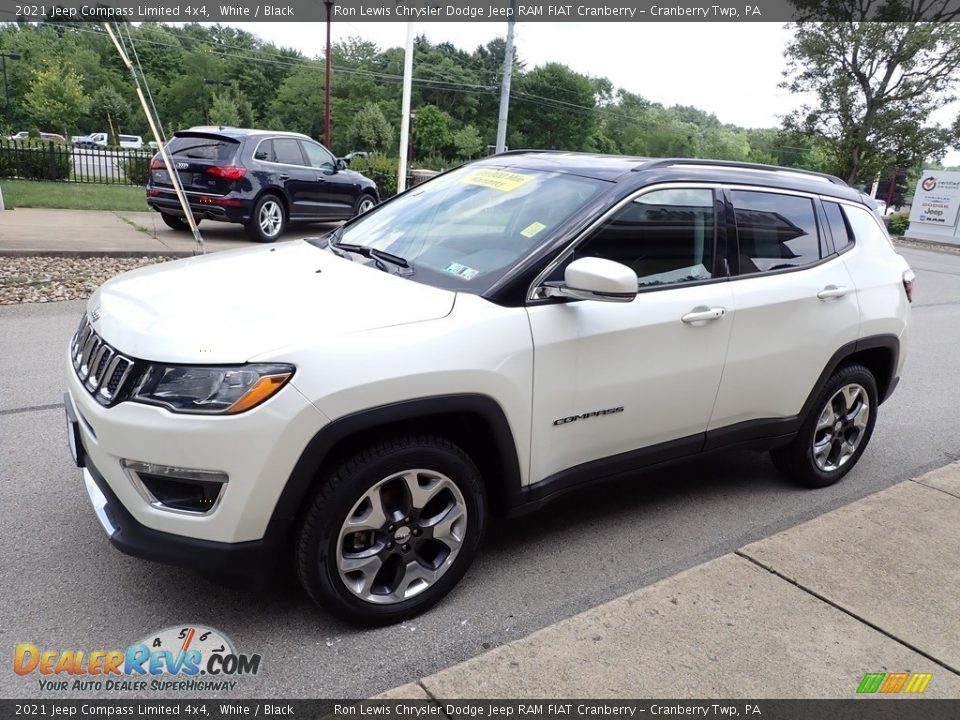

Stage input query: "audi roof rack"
[{"left": 635, "top": 158, "right": 848, "bottom": 186}]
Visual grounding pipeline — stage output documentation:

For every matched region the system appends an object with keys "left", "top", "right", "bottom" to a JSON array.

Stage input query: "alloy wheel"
[
  {"left": 259, "top": 200, "right": 283, "bottom": 237},
  {"left": 357, "top": 197, "right": 375, "bottom": 215},
  {"left": 812, "top": 383, "right": 870, "bottom": 472},
  {"left": 336, "top": 469, "right": 468, "bottom": 604}
]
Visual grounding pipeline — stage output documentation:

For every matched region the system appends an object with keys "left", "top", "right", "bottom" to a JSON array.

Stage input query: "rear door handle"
[
  {"left": 278, "top": 174, "right": 290, "bottom": 181},
  {"left": 681, "top": 306, "right": 726, "bottom": 324},
  {"left": 316, "top": 176, "right": 327, "bottom": 182},
  {"left": 817, "top": 285, "right": 850, "bottom": 300}
]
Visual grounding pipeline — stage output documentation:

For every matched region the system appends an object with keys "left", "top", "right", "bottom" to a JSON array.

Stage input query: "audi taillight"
[
  {"left": 149, "top": 157, "right": 164, "bottom": 170},
  {"left": 206, "top": 166, "right": 246, "bottom": 181},
  {"left": 902, "top": 269, "right": 915, "bottom": 303}
]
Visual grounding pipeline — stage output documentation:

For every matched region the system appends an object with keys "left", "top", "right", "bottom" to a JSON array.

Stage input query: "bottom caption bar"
[{"left": 2, "top": 700, "right": 959, "bottom": 720}]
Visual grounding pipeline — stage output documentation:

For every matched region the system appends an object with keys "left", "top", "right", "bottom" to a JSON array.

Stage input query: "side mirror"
[
  {"left": 336, "top": 158, "right": 347, "bottom": 171},
  {"left": 542, "top": 257, "right": 638, "bottom": 303}
]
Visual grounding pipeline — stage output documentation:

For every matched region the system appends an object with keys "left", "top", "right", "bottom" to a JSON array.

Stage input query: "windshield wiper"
[{"left": 334, "top": 240, "right": 411, "bottom": 272}]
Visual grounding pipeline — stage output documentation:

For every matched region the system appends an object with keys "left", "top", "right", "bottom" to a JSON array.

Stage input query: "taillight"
[
  {"left": 902, "top": 269, "right": 915, "bottom": 303},
  {"left": 206, "top": 166, "right": 246, "bottom": 181},
  {"left": 149, "top": 157, "right": 164, "bottom": 170}
]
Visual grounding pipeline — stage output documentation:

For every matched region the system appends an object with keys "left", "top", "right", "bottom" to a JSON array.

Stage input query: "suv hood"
[{"left": 88, "top": 240, "right": 455, "bottom": 363}]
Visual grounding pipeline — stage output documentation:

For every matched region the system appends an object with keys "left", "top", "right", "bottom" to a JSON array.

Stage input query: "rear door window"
[
  {"left": 731, "top": 190, "right": 822, "bottom": 274},
  {"left": 274, "top": 138, "right": 306, "bottom": 166}
]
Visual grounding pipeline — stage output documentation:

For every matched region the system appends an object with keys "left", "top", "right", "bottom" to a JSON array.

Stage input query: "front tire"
[
  {"left": 295, "top": 435, "right": 486, "bottom": 625},
  {"left": 353, "top": 193, "right": 376, "bottom": 217},
  {"left": 246, "top": 194, "right": 286, "bottom": 242},
  {"left": 771, "top": 363, "right": 878, "bottom": 488}
]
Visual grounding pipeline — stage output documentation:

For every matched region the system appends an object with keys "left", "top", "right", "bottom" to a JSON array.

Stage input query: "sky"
[{"left": 233, "top": 21, "right": 960, "bottom": 165}]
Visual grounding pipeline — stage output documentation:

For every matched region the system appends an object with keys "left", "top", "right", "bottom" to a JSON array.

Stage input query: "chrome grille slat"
[{"left": 71, "top": 315, "right": 136, "bottom": 406}]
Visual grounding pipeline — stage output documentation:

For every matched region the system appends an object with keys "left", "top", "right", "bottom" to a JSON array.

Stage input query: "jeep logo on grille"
[{"left": 90, "top": 307, "right": 101, "bottom": 322}]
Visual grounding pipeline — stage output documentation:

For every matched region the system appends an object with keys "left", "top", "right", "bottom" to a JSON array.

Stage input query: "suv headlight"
[{"left": 131, "top": 363, "right": 294, "bottom": 414}]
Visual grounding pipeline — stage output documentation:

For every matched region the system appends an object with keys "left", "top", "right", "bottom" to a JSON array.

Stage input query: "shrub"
[
  {"left": 121, "top": 153, "right": 152, "bottom": 186},
  {"left": 888, "top": 212, "right": 910, "bottom": 236},
  {"left": 0, "top": 141, "right": 70, "bottom": 181},
  {"left": 349, "top": 153, "right": 398, "bottom": 199}
]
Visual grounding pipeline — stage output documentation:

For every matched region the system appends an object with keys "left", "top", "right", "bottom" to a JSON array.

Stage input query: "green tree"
[
  {"left": 269, "top": 66, "right": 326, "bottom": 139},
  {"left": 783, "top": 2, "right": 960, "bottom": 183},
  {"left": 512, "top": 63, "right": 599, "bottom": 151},
  {"left": 347, "top": 102, "right": 394, "bottom": 153},
  {"left": 414, "top": 104, "right": 453, "bottom": 158},
  {"left": 209, "top": 91, "right": 241, "bottom": 127},
  {"left": 452, "top": 124, "right": 483, "bottom": 160},
  {"left": 90, "top": 86, "right": 131, "bottom": 144},
  {"left": 23, "top": 64, "right": 91, "bottom": 135}
]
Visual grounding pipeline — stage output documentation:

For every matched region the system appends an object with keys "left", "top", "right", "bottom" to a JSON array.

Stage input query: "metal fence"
[{"left": 0, "top": 140, "right": 153, "bottom": 186}]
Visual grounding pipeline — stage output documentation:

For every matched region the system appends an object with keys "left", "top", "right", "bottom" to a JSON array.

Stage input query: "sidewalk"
[
  {"left": 0, "top": 208, "right": 327, "bottom": 256},
  {"left": 379, "top": 463, "right": 960, "bottom": 699}
]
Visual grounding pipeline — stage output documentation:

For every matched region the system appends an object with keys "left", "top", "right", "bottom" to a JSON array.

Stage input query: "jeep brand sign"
[{"left": 906, "top": 170, "right": 960, "bottom": 245}]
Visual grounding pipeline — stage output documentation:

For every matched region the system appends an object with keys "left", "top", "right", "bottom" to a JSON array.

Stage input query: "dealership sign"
[{"left": 906, "top": 170, "right": 960, "bottom": 245}]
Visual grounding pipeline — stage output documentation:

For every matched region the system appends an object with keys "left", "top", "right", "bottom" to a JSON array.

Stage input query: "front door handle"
[
  {"left": 316, "top": 176, "right": 327, "bottom": 182},
  {"left": 681, "top": 306, "right": 726, "bottom": 324},
  {"left": 278, "top": 174, "right": 290, "bottom": 181},
  {"left": 817, "top": 285, "right": 850, "bottom": 300}
]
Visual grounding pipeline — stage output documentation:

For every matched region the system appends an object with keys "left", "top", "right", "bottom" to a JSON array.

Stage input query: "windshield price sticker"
[{"left": 459, "top": 169, "right": 535, "bottom": 192}]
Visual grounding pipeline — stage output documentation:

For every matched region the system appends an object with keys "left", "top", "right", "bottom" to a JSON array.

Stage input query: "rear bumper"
[{"left": 146, "top": 190, "right": 251, "bottom": 224}]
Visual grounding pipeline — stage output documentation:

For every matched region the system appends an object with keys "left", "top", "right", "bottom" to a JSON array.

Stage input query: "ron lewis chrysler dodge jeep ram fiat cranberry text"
[{"left": 65, "top": 153, "right": 912, "bottom": 624}]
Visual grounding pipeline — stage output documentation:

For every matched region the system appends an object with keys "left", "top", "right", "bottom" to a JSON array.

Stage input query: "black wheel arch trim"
[{"left": 263, "top": 393, "right": 523, "bottom": 542}]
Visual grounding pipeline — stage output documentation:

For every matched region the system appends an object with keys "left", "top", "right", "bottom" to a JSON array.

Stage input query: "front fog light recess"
[{"left": 122, "top": 460, "right": 228, "bottom": 514}]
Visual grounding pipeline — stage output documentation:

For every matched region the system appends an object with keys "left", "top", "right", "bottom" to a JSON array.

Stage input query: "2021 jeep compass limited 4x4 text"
[{"left": 66, "top": 153, "right": 912, "bottom": 624}]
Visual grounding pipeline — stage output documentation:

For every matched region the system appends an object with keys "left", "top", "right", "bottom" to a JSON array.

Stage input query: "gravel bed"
[{"left": 0, "top": 256, "right": 177, "bottom": 305}]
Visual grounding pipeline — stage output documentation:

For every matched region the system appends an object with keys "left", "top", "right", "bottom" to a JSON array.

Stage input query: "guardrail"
[{"left": 0, "top": 140, "right": 153, "bottom": 186}]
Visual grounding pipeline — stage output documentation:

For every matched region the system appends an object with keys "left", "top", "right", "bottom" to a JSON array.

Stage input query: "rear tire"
[
  {"left": 771, "top": 363, "right": 878, "bottom": 488},
  {"left": 295, "top": 435, "right": 486, "bottom": 626},
  {"left": 245, "top": 194, "right": 286, "bottom": 243},
  {"left": 160, "top": 214, "right": 193, "bottom": 232}
]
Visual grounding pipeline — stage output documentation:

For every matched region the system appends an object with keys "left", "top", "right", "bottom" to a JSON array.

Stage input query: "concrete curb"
[{"left": 375, "top": 463, "right": 960, "bottom": 699}]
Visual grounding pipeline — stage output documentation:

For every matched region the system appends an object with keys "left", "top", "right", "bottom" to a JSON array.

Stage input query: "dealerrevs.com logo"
[{"left": 14, "top": 625, "right": 261, "bottom": 693}]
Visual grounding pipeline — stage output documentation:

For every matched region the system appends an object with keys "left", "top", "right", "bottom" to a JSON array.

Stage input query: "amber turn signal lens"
[{"left": 226, "top": 373, "right": 292, "bottom": 414}]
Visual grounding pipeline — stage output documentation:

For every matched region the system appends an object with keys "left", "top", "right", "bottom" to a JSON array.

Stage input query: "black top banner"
[{"left": 1, "top": 0, "right": 959, "bottom": 23}]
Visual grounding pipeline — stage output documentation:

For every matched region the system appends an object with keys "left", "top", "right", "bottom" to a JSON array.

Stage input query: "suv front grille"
[{"left": 71, "top": 316, "right": 136, "bottom": 405}]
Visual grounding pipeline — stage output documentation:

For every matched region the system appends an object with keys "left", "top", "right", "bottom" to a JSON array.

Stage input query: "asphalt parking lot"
[{"left": 1, "top": 245, "right": 958, "bottom": 700}]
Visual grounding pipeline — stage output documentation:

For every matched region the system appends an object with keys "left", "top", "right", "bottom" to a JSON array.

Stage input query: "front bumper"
[
  {"left": 80, "top": 451, "right": 280, "bottom": 576},
  {"left": 65, "top": 339, "right": 329, "bottom": 555}
]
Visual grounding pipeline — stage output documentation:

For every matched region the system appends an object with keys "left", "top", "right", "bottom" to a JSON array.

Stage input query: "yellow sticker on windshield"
[
  {"left": 460, "top": 169, "right": 534, "bottom": 192},
  {"left": 520, "top": 221, "right": 547, "bottom": 238}
]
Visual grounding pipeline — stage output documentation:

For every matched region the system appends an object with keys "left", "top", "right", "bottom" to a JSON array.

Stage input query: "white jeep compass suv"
[{"left": 65, "top": 154, "right": 913, "bottom": 624}]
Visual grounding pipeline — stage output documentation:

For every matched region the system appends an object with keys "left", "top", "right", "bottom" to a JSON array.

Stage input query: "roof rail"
[{"left": 635, "top": 158, "right": 848, "bottom": 186}]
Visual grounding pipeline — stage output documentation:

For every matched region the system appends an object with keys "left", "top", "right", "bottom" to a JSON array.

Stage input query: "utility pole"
[
  {"left": 1, "top": 52, "right": 21, "bottom": 128},
  {"left": 397, "top": 22, "right": 415, "bottom": 193},
  {"left": 324, "top": 0, "right": 333, "bottom": 149},
  {"left": 495, "top": 3, "right": 516, "bottom": 154}
]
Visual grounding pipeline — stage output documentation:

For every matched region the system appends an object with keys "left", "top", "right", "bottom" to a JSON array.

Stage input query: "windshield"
[{"left": 328, "top": 165, "right": 606, "bottom": 293}]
